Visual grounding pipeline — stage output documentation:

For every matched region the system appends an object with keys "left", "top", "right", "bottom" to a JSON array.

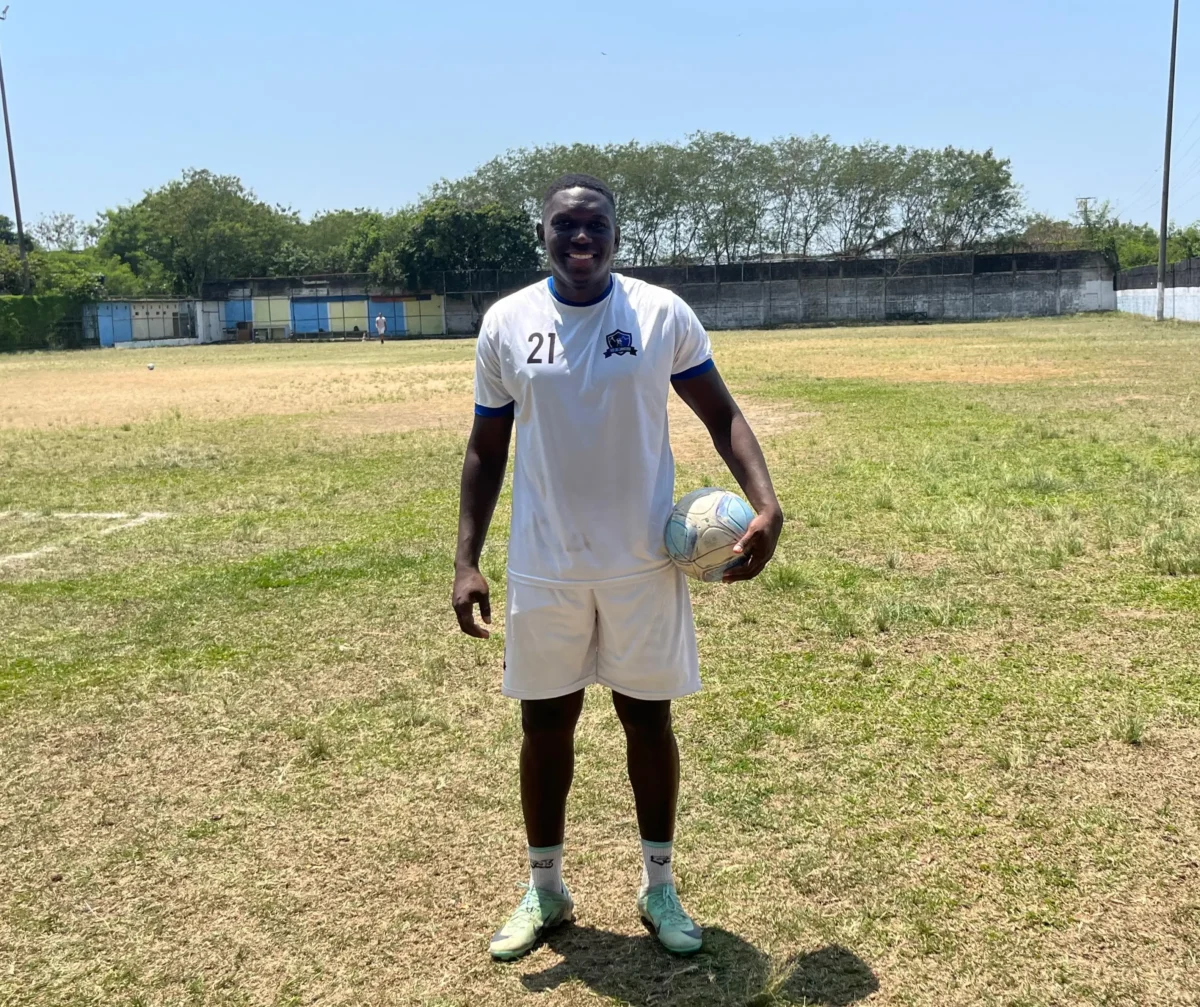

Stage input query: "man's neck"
[{"left": 549, "top": 272, "right": 613, "bottom": 306}]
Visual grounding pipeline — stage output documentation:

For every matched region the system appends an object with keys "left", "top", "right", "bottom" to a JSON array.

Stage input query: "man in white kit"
[{"left": 452, "top": 174, "right": 783, "bottom": 960}]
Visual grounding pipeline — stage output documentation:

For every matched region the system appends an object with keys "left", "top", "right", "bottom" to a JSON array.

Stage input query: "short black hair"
[{"left": 542, "top": 173, "right": 616, "bottom": 214}]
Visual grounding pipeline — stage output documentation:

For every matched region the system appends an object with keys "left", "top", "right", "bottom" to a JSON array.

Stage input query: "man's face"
[{"left": 538, "top": 187, "right": 619, "bottom": 295}]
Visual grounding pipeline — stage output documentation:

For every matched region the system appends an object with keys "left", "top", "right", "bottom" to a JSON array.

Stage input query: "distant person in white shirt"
[
  {"left": 453, "top": 173, "right": 783, "bottom": 961},
  {"left": 375, "top": 312, "right": 387, "bottom": 344}
]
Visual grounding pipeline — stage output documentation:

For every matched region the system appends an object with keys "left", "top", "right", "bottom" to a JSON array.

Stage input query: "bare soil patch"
[{"left": 0, "top": 351, "right": 475, "bottom": 430}]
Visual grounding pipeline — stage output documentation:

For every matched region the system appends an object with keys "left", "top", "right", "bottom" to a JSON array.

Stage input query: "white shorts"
[{"left": 503, "top": 564, "right": 700, "bottom": 702}]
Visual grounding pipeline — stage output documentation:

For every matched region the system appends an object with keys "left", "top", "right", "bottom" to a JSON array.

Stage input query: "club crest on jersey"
[{"left": 603, "top": 329, "right": 637, "bottom": 358}]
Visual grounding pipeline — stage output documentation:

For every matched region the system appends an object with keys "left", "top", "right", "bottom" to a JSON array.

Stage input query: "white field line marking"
[
  {"left": 0, "top": 512, "right": 173, "bottom": 568},
  {"left": 99, "top": 514, "right": 169, "bottom": 535},
  {"left": 0, "top": 545, "right": 60, "bottom": 565},
  {"left": 0, "top": 511, "right": 146, "bottom": 521}
]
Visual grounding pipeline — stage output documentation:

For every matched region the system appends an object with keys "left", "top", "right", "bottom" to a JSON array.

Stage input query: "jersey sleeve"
[
  {"left": 473, "top": 312, "right": 514, "bottom": 417},
  {"left": 669, "top": 296, "right": 715, "bottom": 381}
]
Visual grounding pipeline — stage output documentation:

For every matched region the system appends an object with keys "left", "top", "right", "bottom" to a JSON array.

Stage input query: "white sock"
[
  {"left": 528, "top": 844, "right": 563, "bottom": 893},
  {"left": 640, "top": 838, "right": 674, "bottom": 891}
]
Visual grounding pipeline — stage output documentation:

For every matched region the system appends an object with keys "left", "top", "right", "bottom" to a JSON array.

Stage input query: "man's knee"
[
  {"left": 612, "top": 692, "right": 673, "bottom": 740},
  {"left": 521, "top": 690, "right": 585, "bottom": 738}
]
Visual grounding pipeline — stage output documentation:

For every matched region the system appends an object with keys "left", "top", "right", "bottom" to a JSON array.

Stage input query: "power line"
[
  {"left": 1172, "top": 105, "right": 1200, "bottom": 152},
  {"left": 1154, "top": 141, "right": 1200, "bottom": 217},
  {"left": 1126, "top": 166, "right": 1161, "bottom": 210}
]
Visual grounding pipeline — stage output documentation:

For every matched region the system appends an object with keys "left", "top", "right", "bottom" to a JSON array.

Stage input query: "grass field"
[{"left": 2, "top": 315, "right": 1199, "bottom": 1007}]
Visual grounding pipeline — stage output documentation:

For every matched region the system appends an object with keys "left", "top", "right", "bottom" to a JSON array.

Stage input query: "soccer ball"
[{"left": 665, "top": 488, "right": 756, "bottom": 582}]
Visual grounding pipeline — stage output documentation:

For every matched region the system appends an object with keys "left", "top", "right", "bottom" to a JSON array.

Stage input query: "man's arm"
[
  {"left": 452, "top": 413, "right": 514, "bottom": 637},
  {"left": 671, "top": 367, "right": 784, "bottom": 581}
]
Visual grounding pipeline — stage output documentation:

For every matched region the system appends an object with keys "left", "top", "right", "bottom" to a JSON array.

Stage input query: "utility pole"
[
  {"left": 1158, "top": 0, "right": 1181, "bottom": 323},
  {"left": 1077, "top": 197, "right": 1097, "bottom": 244},
  {"left": 0, "top": 6, "right": 28, "bottom": 295}
]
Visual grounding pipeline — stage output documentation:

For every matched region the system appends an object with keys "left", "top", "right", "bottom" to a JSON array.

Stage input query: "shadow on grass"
[{"left": 521, "top": 924, "right": 878, "bottom": 1006}]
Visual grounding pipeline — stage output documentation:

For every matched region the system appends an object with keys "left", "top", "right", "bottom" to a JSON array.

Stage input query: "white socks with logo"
[
  {"left": 528, "top": 844, "right": 564, "bottom": 894},
  {"left": 527, "top": 839, "right": 673, "bottom": 895},
  {"left": 640, "top": 838, "right": 674, "bottom": 892}
]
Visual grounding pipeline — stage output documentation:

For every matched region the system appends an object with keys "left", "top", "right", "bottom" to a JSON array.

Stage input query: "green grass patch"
[{"left": 3, "top": 317, "right": 1200, "bottom": 1006}]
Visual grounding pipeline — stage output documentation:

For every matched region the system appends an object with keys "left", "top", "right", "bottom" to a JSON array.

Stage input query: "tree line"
[
  {"left": 7, "top": 132, "right": 1196, "bottom": 300},
  {"left": 433, "top": 134, "right": 1023, "bottom": 264},
  {"left": 6, "top": 172, "right": 538, "bottom": 299}
]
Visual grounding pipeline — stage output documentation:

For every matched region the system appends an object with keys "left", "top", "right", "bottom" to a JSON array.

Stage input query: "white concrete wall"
[
  {"left": 1084, "top": 277, "right": 1118, "bottom": 312},
  {"left": 131, "top": 301, "right": 192, "bottom": 342},
  {"left": 196, "top": 301, "right": 231, "bottom": 343},
  {"left": 1118, "top": 286, "right": 1200, "bottom": 321},
  {"left": 114, "top": 337, "right": 198, "bottom": 350}
]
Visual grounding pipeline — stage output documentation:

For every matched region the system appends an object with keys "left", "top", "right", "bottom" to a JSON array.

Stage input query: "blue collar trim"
[{"left": 548, "top": 275, "right": 614, "bottom": 307}]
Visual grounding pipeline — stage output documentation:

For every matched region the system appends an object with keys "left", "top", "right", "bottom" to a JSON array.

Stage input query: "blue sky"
[{"left": 4, "top": 0, "right": 1197, "bottom": 227}]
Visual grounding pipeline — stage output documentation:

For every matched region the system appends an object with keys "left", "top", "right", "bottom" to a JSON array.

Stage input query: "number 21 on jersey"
[{"left": 527, "top": 332, "right": 557, "bottom": 365}]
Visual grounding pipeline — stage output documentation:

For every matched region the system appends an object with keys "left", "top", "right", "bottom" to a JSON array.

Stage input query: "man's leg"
[
  {"left": 489, "top": 689, "right": 584, "bottom": 961},
  {"left": 520, "top": 689, "right": 585, "bottom": 848},
  {"left": 612, "top": 690, "right": 702, "bottom": 955},
  {"left": 611, "top": 692, "right": 677, "bottom": 842},
  {"left": 491, "top": 576, "right": 597, "bottom": 960}
]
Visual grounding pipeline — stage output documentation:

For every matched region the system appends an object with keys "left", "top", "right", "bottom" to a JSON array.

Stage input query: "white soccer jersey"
[{"left": 474, "top": 273, "right": 714, "bottom": 584}]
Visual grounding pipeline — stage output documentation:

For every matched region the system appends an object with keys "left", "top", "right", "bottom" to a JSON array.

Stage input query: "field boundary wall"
[
  {"left": 1116, "top": 258, "right": 1200, "bottom": 321},
  {"left": 201, "top": 251, "right": 1116, "bottom": 339},
  {"left": 35, "top": 251, "right": 1115, "bottom": 353}
]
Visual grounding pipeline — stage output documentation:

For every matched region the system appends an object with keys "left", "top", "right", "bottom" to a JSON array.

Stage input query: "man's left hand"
[{"left": 724, "top": 506, "right": 784, "bottom": 582}]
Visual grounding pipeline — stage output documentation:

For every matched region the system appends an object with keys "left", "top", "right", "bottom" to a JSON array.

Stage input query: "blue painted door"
[
  {"left": 226, "top": 299, "right": 253, "bottom": 327},
  {"left": 291, "top": 298, "right": 331, "bottom": 334},
  {"left": 113, "top": 303, "right": 133, "bottom": 342},
  {"left": 97, "top": 305, "right": 115, "bottom": 347},
  {"left": 97, "top": 303, "right": 133, "bottom": 346}
]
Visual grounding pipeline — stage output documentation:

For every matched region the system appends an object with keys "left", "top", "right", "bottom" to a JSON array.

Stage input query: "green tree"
[
  {"left": 336, "top": 211, "right": 413, "bottom": 280},
  {"left": 769, "top": 135, "right": 838, "bottom": 257},
  {"left": 924, "top": 148, "right": 1021, "bottom": 250},
  {"left": 97, "top": 169, "right": 298, "bottom": 296},
  {"left": 0, "top": 245, "right": 154, "bottom": 298},
  {"left": 398, "top": 199, "right": 538, "bottom": 283},
  {"left": 31, "top": 212, "right": 87, "bottom": 252},
  {"left": 827, "top": 142, "right": 905, "bottom": 256},
  {"left": 0, "top": 213, "right": 35, "bottom": 251},
  {"left": 34, "top": 252, "right": 106, "bottom": 300},
  {"left": 80, "top": 137, "right": 1032, "bottom": 287},
  {"left": 1008, "top": 202, "right": 1200, "bottom": 270},
  {"left": 0, "top": 244, "right": 27, "bottom": 293},
  {"left": 607, "top": 141, "right": 682, "bottom": 266},
  {"left": 685, "top": 132, "right": 774, "bottom": 263},
  {"left": 1169, "top": 224, "right": 1200, "bottom": 262},
  {"left": 287, "top": 208, "right": 387, "bottom": 273}
]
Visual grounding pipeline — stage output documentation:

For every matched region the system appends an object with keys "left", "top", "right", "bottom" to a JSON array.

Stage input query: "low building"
[{"left": 85, "top": 253, "right": 1118, "bottom": 348}]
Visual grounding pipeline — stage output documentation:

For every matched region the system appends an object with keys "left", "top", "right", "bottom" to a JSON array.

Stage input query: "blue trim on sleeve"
[
  {"left": 548, "top": 275, "right": 614, "bottom": 307},
  {"left": 474, "top": 401, "right": 515, "bottom": 418},
  {"left": 671, "top": 358, "right": 716, "bottom": 382}
]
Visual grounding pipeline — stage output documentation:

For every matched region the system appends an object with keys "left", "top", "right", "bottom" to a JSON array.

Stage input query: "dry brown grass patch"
[{"left": 0, "top": 346, "right": 475, "bottom": 430}]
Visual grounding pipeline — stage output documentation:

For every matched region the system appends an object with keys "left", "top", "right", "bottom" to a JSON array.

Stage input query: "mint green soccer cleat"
[
  {"left": 638, "top": 883, "right": 703, "bottom": 955},
  {"left": 489, "top": 883, "right": 575, "bottom": 961}
]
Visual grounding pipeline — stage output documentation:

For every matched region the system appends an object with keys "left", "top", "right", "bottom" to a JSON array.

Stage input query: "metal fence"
[
  {"left": 201, "top": 251, "right": 1116, "bottom": 339},
  {"left": 3, "top": 250, "right": 1116, "bottom": 354}
]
